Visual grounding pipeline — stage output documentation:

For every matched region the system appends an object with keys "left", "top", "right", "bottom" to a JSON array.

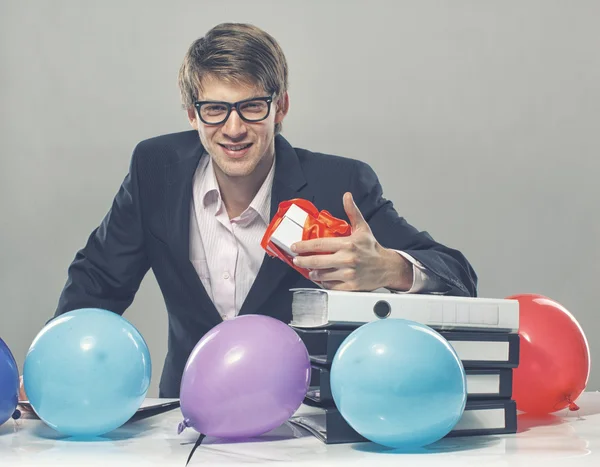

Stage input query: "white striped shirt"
[{"left": 189, "top": 154, "right": 275, "bottom": 320}]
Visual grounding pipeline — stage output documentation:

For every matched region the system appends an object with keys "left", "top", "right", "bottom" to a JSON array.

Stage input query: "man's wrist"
[{"left": 381, "top": 247, "right": 414, "bottom": 291}]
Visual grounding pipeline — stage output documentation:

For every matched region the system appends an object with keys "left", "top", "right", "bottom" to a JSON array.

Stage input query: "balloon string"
[
  {"left": 12, "top": 409, "right": 21, "bottom": 433},
  {"left": 185, "top": 433, "right": 206, "bottom": 466}
]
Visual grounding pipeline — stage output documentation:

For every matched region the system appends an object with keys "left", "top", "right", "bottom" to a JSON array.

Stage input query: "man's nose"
[{"left": 222, "top": 109, "right": 247, "bottom": 139}]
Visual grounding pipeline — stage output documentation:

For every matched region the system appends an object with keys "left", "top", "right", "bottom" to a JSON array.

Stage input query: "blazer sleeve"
[
  {"left": 351, "top": 160, "right": 478, "bottom": 297},
  {"left": 54, "top": 145, "right": 151, "bottom": 317}
]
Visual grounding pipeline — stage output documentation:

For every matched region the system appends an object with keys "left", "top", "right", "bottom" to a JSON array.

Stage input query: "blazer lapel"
[
  {"left": 239, "top": 136, "right": 312, "bottom": 317},
  {"left": 165, "top": 141, "right": 223, "bottom": 327}
]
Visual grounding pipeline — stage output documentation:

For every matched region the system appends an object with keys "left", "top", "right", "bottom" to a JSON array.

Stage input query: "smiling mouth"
[{"left": 219, "top": 143, "right": 253, "bottom": 151}]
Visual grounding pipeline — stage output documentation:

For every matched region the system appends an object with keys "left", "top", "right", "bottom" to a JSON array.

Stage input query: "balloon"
[
  {"left": 24, "top": 308, "right": 152, "bottom": 437},
  {"left": 507, "top": 293, "right": 590, "bottom": 414},
  {"left": 179, "top": 314, "right": 311, "bottom": 438},
  {"left": 0, "top": 337, "right": 20, "bottom": 426},
  {"left": 330, "top": 319, "right": 467, "bottom": 449}
]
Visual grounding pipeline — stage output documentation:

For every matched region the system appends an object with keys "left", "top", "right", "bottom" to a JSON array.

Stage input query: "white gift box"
[{"left": 268, "top": 203, "right": 309, "bottom": 258}]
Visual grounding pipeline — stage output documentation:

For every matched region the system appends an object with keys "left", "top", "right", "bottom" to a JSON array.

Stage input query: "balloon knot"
[
  {"left": 568, "top": 402, "right": 580, "bottom": 411},
  {"left": 12, "top": 409, "right": 21, "bottom": 420},
  {"left": 565, "top": 395, "right": 580, "bottom": 412},
  {"left": 177, "top": 419, "right": 190, "bottom": 435}
]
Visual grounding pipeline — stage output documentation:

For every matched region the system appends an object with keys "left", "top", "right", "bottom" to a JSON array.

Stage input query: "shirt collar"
[{"left": 195, "top": 152, "right": 275, "bottom": 224}]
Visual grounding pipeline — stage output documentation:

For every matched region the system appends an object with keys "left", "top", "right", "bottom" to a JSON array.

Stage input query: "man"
[{"left": 50, "top": 23, "right": 477, "bottom": 398}]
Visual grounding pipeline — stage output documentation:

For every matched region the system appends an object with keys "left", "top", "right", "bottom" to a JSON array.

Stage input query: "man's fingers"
[
  {"left": 292, "top": 237, "right": 349, "bottom": 254},
  {"left": 294, "top": 251, "right": 353, "bottom": 270},
  {"left": 310, "top": 268, "right": 356, "bottom": 283},
  {"left": 323, "top": 280, "right": 356, "bottom": 291},
  {"left": 309, "top": 268, "right": 340, "bottom": 282}
]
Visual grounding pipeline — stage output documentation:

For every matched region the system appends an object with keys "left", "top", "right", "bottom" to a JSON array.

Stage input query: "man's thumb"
[{"left": 343, "top": 192, "right": 367, "bottom": 230}]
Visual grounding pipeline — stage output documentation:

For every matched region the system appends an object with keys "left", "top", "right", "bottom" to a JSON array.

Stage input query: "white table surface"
[{"left": 2, "top": 392, "right": 600, "bottom": 466}]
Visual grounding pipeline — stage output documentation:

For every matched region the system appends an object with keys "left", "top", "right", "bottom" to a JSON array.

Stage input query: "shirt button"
[{"left": 223, "top": 272, "right": 230, "bottom": 280}]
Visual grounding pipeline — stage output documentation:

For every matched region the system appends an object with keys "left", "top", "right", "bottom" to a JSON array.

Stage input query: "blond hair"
[{"left": 178, "top": 23, "right": 289, "bottom": 134}]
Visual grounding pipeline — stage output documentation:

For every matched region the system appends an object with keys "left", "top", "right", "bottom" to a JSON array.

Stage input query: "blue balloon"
[
  {"left": 330, "top": 319, "right": 467, "bottom": 449},
  {"left": 0, "top": 337, "right": 19, "bottom": 426},
  {"left": 24, "top": 308, "right": 151, "bottom": 437}
]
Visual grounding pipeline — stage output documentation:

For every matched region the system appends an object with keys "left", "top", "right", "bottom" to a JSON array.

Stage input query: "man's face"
[{"left": 187, "top": 76, "right": 288, "bottom": 180}]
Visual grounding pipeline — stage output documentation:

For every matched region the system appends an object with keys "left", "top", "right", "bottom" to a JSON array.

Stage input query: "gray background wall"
[{"left": 1, "top": 0, "right": 598, "bottom": 397}]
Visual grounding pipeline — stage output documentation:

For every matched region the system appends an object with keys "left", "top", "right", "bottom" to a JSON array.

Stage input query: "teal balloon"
[
  {"left": 0, "top": 337, "right": 19, "bottom": 425},
  {"left": 330, "top": 319, "right": 467, "bottom": 449},
  {"left": 24, "top": 308, "right": 151, "bottom": 437}
]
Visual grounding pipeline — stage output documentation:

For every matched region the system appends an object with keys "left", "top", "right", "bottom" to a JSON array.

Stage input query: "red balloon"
[{"left": 507, "top": 294, "right": 590, "bottom": 414}]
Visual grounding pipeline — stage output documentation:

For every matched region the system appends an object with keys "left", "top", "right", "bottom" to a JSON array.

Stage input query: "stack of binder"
[{"left": 288, "top": 288, "right": 520, "bottom": 444}]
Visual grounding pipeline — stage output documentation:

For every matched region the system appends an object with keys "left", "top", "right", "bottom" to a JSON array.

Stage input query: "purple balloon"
[{"left": 178, "top": 315, "right": 311, "bottom": 439}]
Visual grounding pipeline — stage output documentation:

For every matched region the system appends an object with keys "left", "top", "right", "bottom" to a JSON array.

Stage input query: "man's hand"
[{"left": 291, "top": 192, "right": 413, "bottom": 291}]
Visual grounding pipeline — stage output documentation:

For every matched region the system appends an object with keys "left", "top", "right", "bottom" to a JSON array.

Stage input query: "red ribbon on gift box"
[{"left": 260, "top": 198, "right": 351, "bottom": 280}]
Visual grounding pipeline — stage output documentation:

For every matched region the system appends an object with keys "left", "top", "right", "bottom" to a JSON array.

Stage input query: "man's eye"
[{"left": 203, "top": 105, "right": 227, "bottom": 115}]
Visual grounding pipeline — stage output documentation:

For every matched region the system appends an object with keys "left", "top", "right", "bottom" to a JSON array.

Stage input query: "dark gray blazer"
[{"left": 55, "top": 131, "right": 477, "bottom": 397}]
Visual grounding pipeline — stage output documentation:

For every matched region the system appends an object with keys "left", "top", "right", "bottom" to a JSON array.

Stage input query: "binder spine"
[
  {"left": 296, "top": 328, "right": 520, "bottom": 369},
  {"left": 290, "top": 288, "right": 520, "bottom": 332},
  {"left": 465, "top": 368, "right": 513, "bottom": 399},
  {"left": 307, "top": 366, "right": 513, "bottom": 406},
  {"left": 291, "top": 400, "right": 517, "bottom": 444}
]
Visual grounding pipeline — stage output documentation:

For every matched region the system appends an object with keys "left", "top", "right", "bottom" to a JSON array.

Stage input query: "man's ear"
[
  {"left": 274, "top": 92, "right": 290, "bottom": 124},
  {"left": 187, "top": 107, "right": 199, "bottom": 131}
]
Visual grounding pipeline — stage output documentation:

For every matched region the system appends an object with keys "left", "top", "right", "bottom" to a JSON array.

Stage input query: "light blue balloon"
[
  {"left": 24, "top": 308, "right": 151, "bottom": 437},
  {"left": 330, "top": 319, "right": 467, "bottom": 449}
]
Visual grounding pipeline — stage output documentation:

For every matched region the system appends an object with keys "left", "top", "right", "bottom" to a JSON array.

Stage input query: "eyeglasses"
[{"left": 193, "top": 95, "right": 274, "bottom": 125}]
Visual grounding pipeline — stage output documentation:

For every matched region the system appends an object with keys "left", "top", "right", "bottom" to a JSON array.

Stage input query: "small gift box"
[{"left": 260, "top": 199, "right": 352, "bottom": 280}]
